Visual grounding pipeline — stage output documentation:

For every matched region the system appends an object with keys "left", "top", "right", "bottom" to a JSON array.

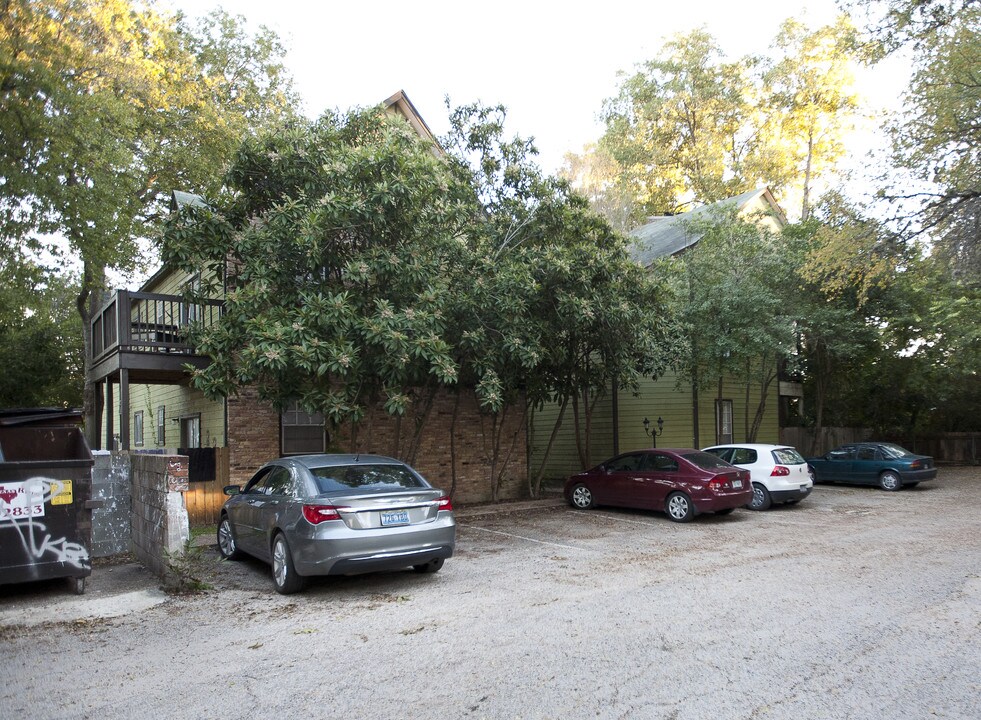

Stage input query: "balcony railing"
[{"left": 90, "top": 290, "right": 223, "bottom": 363}]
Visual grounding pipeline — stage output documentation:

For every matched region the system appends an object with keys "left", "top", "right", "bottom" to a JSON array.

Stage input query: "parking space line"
[
  {"left": 459, "top": 524, "right": 585, "bottom": 551},
  {"left": 587, "top": 512, "right": 660, "bottom": 527}
]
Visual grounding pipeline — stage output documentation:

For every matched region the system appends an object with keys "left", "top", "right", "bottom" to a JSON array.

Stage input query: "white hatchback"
[{"left": 702, "top": 444, "right": 814, "bottom": 510}]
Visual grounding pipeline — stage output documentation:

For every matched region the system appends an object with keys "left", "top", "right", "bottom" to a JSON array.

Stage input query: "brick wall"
[
  {"left": 130, "top": 453, "right": 189, "bottom": 578},
  {"left": 226, "top": 386, "right": 281, "bottom": 487},
  {"left": 225, "top": 388, "right": 529, "bottom": 504}
]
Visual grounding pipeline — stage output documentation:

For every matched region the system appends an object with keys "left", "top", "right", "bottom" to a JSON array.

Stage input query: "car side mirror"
[{"left": 223, "top": 485, "right": 241, "bottom": 496}]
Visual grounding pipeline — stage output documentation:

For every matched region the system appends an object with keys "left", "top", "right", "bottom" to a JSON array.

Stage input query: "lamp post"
[{"left": 643, "top": 416, "right": 664, "bottom": 448}]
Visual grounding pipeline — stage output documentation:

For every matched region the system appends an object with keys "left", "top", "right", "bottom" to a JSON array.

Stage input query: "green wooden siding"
[
  {"left": 102, "top": 384, "right": 225, "bottom": 449},
  {"left": 530, "top": 368, "right": 780, "bottom": 481}
]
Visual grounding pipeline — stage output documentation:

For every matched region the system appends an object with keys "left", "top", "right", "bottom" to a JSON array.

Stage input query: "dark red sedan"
[{"left": 564, "top": 448, "right": 753, "bottom": 523}]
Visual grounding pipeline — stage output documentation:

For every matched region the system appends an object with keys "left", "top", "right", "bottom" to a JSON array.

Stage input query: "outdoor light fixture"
[{"left": 643, "top": 416, "right": 664, "bottom": 447}]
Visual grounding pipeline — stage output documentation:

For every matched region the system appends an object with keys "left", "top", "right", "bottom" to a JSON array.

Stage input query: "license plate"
[
  {"left": 732, "top": 480, "right": 743, "bottom": 489},
  {"left": 380, "top": 510, "right": 409, "bottom": 527}
]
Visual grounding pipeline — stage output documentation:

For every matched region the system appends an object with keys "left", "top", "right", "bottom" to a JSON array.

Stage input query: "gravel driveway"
[{"left": 2, "top": 468, "right": 979, "bottom": 720}]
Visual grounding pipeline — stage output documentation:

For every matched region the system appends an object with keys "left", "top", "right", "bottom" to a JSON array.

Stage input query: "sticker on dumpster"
[
  {"left": 50, "top": 479, "right": 73, "bottom": 505},
  {"left": 0, "top": 480, "right": 45, "bottom": 519}
]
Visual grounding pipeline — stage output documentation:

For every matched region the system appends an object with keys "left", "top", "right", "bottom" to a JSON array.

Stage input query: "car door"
[
  {"left": 229, "top": 465, "right": 289, "bottom": 558},
  {"left": 851, "top": 445, "right": 882, "bottom": 485},
  {"left": 601, "top": 453, "right": 648, "bottom": 506},
  {"left": 822, "top": 446, "right": 855, "bottom": 481},
  {"left": 635, "top": 452, "right": 680, "bottom": 510},
  {"left": 246, "top": 465, "right": 295, "bottom": 559}
]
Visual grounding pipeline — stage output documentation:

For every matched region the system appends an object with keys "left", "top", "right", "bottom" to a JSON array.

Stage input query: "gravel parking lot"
[{"left": 2, "top": 468, "right": 979, "bottom": 720}]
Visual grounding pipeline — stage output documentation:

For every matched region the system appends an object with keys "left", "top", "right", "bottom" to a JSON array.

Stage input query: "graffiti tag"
[{"left": 0, "top": 477, "right": 90, "bottom": 570}]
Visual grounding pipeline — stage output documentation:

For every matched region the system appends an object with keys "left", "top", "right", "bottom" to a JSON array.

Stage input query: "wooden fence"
[
  {"left": 184, "top": 447, "right": 230, "bottom": 526},
  {"left": 780, "top": 427, "right": 980, "bottom": 465}
]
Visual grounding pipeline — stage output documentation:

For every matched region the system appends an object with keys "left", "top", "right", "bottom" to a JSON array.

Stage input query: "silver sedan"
[{"left": 217, "top": 454, "right": 456, "bottom": 594}]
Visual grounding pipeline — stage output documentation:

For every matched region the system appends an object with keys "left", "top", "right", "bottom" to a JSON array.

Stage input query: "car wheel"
[
  {"left": 879, "top": 471, "right": 902, "bottom": 491},
  {"left": 665, "top": 492, "right": 694, "bottom": 523},
  {"left": 747, "top": 482, "right": 772, "bottom": 511},
  {"left": 272, "top": 533, "right": 307, "bottom": 595},
  {"left": 715, "top": 508, "right": 735, "bottom": 516},
  {"left": 217, "top": 515, "right": 244, "bottom": 561},
  {"left": 413, "top": 558, "right": 444, "bottom": 574},
  {"left": 569, "top": 483, "right": 595, "bottom": 509}
]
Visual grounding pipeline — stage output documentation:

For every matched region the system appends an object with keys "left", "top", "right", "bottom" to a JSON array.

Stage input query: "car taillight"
[
  {"left": 302, "top": 504, "right": 341, "bottom": 525},
  {"left": 437, "top": 495, "right": 453, "bottom": 511},
  {"left": 770, "top": 466, "right": 790, "bottom": 477},
  {"left": 709, "top": 478, "right": 728, "bottom": 492}
]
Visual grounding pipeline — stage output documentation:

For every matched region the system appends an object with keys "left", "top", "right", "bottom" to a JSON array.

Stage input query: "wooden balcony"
[{"left": 88, "top": 290, "right": 223, "bottom": 385}]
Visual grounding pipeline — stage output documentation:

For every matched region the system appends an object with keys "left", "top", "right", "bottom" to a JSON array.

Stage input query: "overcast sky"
[{"left": 165, "top": 0, "right": 908, "bottom": 176}]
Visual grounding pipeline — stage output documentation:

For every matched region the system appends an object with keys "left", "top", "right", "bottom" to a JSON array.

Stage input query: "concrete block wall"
[
  {"left": 130, "top": 453, "right": 190, "bottom": 578},
  {"left": 90, "top": 451, "right": 131, "bottom": 557}
]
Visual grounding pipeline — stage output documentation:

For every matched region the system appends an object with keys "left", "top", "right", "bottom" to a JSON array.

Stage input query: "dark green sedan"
[{"left": 806, "top": 443, "right": 937, "bottom": 491}]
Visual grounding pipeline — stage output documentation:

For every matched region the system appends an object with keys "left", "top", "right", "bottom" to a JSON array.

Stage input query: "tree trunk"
[
  {"left": 79, "top": 260, "right": 106, "bottom": 450},
  {"left": 801, "top": 130, "right": 814, "bottom": 222},
  {"left": 530, "top": 394, "right": 569, "bottom": 498},
  {"left": 448, "top": 389, "right": 461, "bottom": 499}
]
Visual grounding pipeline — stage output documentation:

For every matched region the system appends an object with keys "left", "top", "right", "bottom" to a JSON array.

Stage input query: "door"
[
  {"left": 637, "top": 451, "right": 681, "bottom": 510},
  {"left": 235, "top": 467, "right": 292, "bottom": 557},
  {"left": 851, "top": 445, "right": 883, "bottom": 484},
  {"left": 601, "top": 453, "right": 649, "bottom": 505}
]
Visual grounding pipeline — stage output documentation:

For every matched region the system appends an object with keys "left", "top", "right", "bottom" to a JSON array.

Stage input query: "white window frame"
[
  {"left": 281, "top": 401, "right": 326, "bottom": 455},
  {"left": 716, "top": 399, "right": 734, "bottom": 445},
  {"left": 156, "top": 406, "right": 166, "bottom": 445},
  {"left": 133, "top": 411, "right": 144, "bottom": 447}
]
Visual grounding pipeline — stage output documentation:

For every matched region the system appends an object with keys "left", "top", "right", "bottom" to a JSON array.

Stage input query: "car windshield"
[
  {"left": 682, "top": 452, "right": 734, "bottom": 470},
  {"left": 878, "top": 443, "right": 915, "bottom": 459},
  {"left": 310, "top": 464, "right": 428, "bottom": 493},
  {"left": 772, "top": 448, "right": 806, "bottom": 465}
]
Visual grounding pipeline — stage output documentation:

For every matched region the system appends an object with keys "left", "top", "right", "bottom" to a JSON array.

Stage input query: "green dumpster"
[{"left": 0, "top": 425, "right": 95, "bottom": 594}]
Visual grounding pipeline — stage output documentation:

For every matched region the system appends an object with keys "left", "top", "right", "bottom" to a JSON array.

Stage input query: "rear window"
[
  {"left": 772, "top": 448, "right": 806, "bottom": 465},
  {"left": 879, "top": 443, "right": 914, "bottom": 459},
  {"left": 682, "top": 452, "right": 734, "bottom": 471},
  {"left": 310, "top": 464, "right": 428, "bottom": 494}
]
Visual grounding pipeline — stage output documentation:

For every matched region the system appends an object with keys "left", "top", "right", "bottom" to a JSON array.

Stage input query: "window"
[
  {"left": 716, "top": 400, "right": 733, "bottom": 444},
  {"left": 262, "top": 466, "right": 294, "bottom": 496},
  {"left": 857, "top": 446, "right": 879, "bottom": 461},
  {"left": 133, "top": 411, "right": 144, "bottom": 447},
  {"left": 731, "top": 448, "right": 757, "bottom": 465},
  {"left": 156, "top": 406, "right": 166, "bottom": 445},
  {"left": 605, "top": 453, "right": 644, "bottom": 472},
  {"left": 647, "top": 453, "right": 679, "bottom": 472},
  {"left": 182, "top": 274, "right": 201, "bottom": 325},
  {"left": 281, "top": 401, "right": 326, "bottom": 455},
  {"left": 311, "top": 464, "right": 426, "bottom": 494},
  {"left": 180, "top": 415, "right": 201, "bottom": 449}
]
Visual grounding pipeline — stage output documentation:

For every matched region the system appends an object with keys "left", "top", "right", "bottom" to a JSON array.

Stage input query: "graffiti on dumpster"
[{"left": 0, "top": 477, "right": 90, "bottom": 570}]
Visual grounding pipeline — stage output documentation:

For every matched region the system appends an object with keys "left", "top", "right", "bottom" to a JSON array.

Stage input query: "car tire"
[
  {"left": 569, "top": 483, "right": 595, "bottom": 509},
  {"left": 665, "top": 492, "right": 694, "bottom": 523},
  {"left": 747, "top": 482, "right": 772, "bottom": 511},
  {"left": 879, "top": 471, "right": 902, "bottom": 491},
  {"left": 217, "top": 515, "right": 244, "bottom": 561},
  {"left": 272, "top": 533, "right": 307, "bottom": 595},
  {"left": 413, "top": 558, "right": 444, "bottom": 574}
]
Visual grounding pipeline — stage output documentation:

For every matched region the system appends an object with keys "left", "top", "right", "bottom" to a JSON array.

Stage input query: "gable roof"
[
  {"left": 629, "top": 188, "right": 787, "bottom": 266},
  {"left": 383, "top": 89, "right": 440, "bottom": 150}
]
